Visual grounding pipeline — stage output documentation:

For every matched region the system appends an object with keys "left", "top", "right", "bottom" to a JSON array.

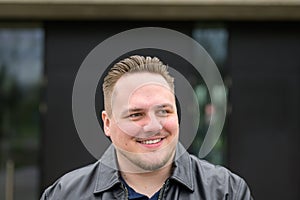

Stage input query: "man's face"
[{"left": 102, "top": 72, "right": 179, "bottom": 172}]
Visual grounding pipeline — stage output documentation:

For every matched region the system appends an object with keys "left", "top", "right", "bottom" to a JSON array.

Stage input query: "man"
[{"left": 41, "top": 55, "right": 253, "bottom": 199}]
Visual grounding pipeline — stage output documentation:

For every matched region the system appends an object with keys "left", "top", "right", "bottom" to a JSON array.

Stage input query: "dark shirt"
[{"left": 120, "top": 176, "right": 160, "bottom": 200}]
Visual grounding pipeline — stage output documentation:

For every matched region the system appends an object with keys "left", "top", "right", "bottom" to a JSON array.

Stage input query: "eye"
[
  {"left": 128, "top": 113, "right": 143, "bottom": 120},
  {"left": 157, "top": 109, "right": 169, "bottom": 117}
]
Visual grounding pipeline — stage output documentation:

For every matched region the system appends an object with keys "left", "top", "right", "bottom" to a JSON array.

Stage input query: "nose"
[{"left": 143, "top": 113, "right": 163, "bottom": 133}]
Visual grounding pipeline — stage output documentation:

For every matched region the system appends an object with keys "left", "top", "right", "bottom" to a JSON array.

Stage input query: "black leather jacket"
[{"left": 41, "top": 144, "right": 253, "bottom": 200}]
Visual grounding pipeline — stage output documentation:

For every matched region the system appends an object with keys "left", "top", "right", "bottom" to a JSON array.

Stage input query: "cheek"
[
  {"left": 114, "top": 121, "right": 144, "bottom": 137},
  {"left": 162, "top": 116, "right": 179, "bottom": 133},
  {"left": 109, "top": 126, "right": 135, "bottom": 150},
  {"left": 109, "top": 124, "right": 138, "bottom": 143}
]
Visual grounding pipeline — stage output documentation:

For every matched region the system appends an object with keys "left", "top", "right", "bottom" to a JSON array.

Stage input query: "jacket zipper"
[
  {"left": 158, "top": 179, "right": 169, "bottom": 200},
  {"left": 120, "top": 182, "right": 129, "bottom": 200}
]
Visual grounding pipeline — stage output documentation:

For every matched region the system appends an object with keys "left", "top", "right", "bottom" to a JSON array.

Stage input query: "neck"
[
  {"left": 120, "top": 164, "right": 172, "bottom": 198},
  {"left": 116, "top": 150, "right": 175, "bottom": 198}
]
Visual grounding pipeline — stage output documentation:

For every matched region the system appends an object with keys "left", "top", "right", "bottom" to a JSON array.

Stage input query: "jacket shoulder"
[
  {"left": 189, "top": 155, "right": 252, "bottom": 199},
  {"left": 41, "top": 161, "right": 100, "bottom": 200}
]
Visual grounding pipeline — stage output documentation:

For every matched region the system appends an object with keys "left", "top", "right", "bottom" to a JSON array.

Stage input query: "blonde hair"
[{"left": 102, "top": 55, "right": 174, "bottom": 116}]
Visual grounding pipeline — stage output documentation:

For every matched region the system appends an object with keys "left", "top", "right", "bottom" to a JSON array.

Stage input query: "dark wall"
[
  {"left": 227, "top": 22, "right": 300, "bottom": 200},
  {"left": 42, "top": 22, "right": 103, "bottom": 189}
]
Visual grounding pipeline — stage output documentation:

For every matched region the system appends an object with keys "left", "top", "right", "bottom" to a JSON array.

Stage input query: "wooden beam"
[{"left": 0, "top": 0, "right": 300, "bottom": 20}]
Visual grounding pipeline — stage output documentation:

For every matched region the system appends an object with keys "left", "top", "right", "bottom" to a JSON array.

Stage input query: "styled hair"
[{"left": 102, "top": 55, "right": 174, "bottom": 116}]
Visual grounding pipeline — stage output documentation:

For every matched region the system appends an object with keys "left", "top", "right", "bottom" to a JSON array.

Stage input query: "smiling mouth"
[
  {"left": 139, "top": 138, "right": 162, "bottom": 144},
  {"left": 136, "top": 137, "right": 165, "bottom": 145}
]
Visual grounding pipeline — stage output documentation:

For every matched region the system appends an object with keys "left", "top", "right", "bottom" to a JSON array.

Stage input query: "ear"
[{"left": 102, "top": 110, "right": 111, "bottom": 137}]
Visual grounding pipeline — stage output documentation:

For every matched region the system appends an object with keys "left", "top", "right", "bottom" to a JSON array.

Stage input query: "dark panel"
[{"left": 228, "top": 22, "right": 300, "bottom": 200}]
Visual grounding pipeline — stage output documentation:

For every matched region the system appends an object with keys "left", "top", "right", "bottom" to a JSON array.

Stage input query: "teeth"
[{"left": 140, "top": 139, "right": 162, "bottom": 145}]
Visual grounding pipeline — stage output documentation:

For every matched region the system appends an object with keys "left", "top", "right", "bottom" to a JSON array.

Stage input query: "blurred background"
[{"left": 0, "top": 0, "right": 299, "bottom": 199}]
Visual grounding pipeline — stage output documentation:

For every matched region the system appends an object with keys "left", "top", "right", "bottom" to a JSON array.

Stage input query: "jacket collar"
[
  {"left": 94, "top": 145, "right": 120, "bottom": 193},
  {"left": 94, "top": 143, "right": 194, "bottom": 193},
  {"left": 170, "top": 143, "right": 194, "bottom": 191}
]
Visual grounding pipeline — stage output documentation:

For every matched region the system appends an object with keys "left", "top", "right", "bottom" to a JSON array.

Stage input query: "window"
[
  {"left": 0, "top": 24, "right": 44, "bottom": 200},
  {"left": 189, "top": 24, "right": 229, "bottom": 165}
]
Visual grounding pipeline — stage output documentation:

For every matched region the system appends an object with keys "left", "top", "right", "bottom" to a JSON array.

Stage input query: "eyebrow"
[
  {"left": 155, "top": 104, "right": 174, "bottom": 110},
  {"left": 120, "top": 104, "right": 175, "bottom": 116},
  {"left": 120, "top": 108, "right": 144, "bottom": 117}
]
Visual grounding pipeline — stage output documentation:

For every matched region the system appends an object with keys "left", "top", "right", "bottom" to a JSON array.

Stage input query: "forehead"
[
  {"left": 111, "top": 72, "right": 175, "bottom": 118},
  {"left": 113, "top": 72, "right": 171, "bottom": 96}
]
